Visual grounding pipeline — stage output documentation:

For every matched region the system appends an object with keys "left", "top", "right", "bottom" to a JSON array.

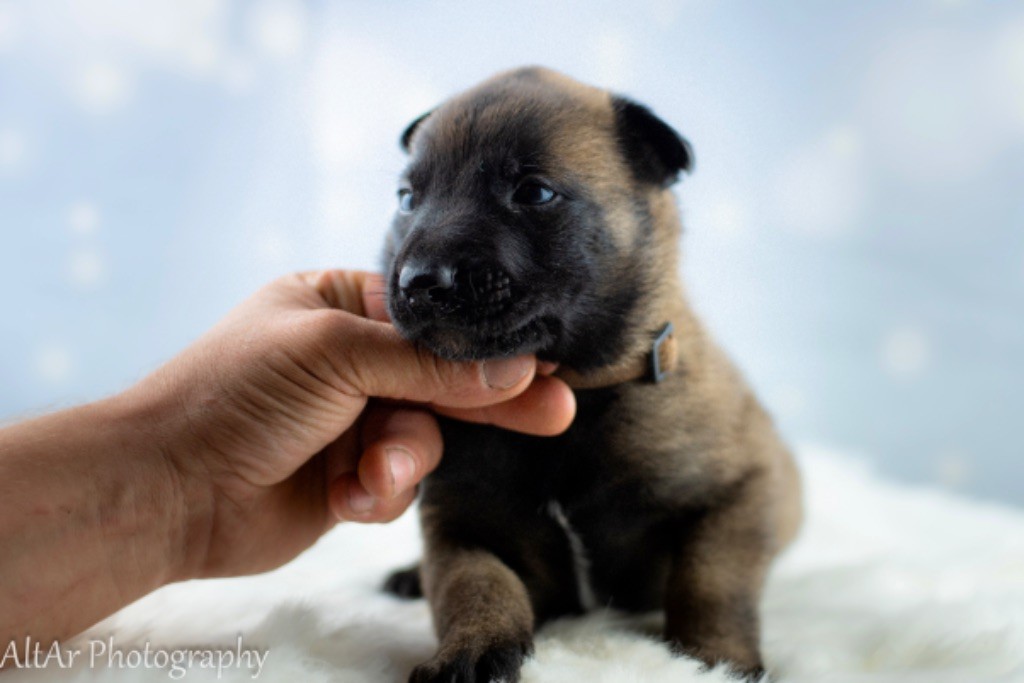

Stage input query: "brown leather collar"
[{"left": 554, "top": 323, "right": 678, "bottom": 390}]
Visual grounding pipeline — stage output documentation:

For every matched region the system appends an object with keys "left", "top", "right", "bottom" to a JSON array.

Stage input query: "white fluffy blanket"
[{"left": 10, "top": 446, "right": 1024, "bottom": 682}]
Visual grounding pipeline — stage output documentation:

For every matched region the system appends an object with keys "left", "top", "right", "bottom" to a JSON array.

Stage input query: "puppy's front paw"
[
  {"left": 409, "top": 636, "right": 533, "bottom": 683},
  {"left": 671, "top": 642, "right": 766, "bottom": 681}
]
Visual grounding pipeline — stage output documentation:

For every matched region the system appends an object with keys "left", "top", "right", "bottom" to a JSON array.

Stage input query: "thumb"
[{"left": 324, "top": 316, "right": 538, "bottom": 408}]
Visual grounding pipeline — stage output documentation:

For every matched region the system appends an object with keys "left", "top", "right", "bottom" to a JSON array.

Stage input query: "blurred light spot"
[
  {"left": 308, "top": 182, "right": 390, "bottom": 268},
  {"left": 75, "top": 62, "right": 132, "bottom": 114},
  {"left": 644, "top": 0, "right": 686, "bottom": 27},
  {"left": 592, "top": 28, "right": 634, "bottom": 89},
  {"left": 308, "top": 38, "right": 438, "bottom": 169},
  {"left": 313, "top": 186, "right": 378, "bottom": 252},
  {"left": 68, "top": 202, "right": 100, "bottom": 235},
  {"left": 306, "top": 37, "right": 437, "bottom": 267},
  {"left": 707, "top": 197, "right": 748, "bottom": 238},
  {"left": 322, "top": 190, "right": 355, "bottom": 227},
  {"left": 862, "top": 30, "right": 1002, "bottom": 185},
  {"left": 0, "top": 2, "right": 19, "bottom": 51},
  {"left": 221, "top": 56, "right": 256, "bottom": 94},
  {"left": 772, "top": 385, "right": 808, "bottom": 420},
  {"left": 881, "top": 326, "right": 931, "bottom": 379},
  {"left": 68, "top": 248, "right": 106, "bottom": 288},
  {"left": 826, "top": 125, "right": 863, "bottom": 160},
  {"left": 991, "top": 18, "right": 1024, "bottom": 130},
  {"left": 248, "top": 0, "right": 307, "bottom": 59},
  {"left": 934, "top": 450, "right": 973, "bottom": 489},
  {"left": 54, "top": 0, "right": 230, "bottom": 77},
  {"left": 774, "top": 125, "right": 865, "bottom": 237},
  {"left": 34, "top": 344, "right": 73, "bottom": 383},
  {"left": 0, "top": 127, "right": 26, "bottom": 171},
  {"left": 250, "top": 227, "right": 294, "bottom": 268},
  {"left": 183, "top": 36, "right": 218, "bottom": 72}
]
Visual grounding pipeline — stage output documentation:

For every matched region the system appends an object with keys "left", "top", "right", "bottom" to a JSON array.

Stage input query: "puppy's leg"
[
  {"left": 411, "top": 544, "right": 533, "bottom": 683},
  {"left": 664, "top": 476, "right": 778, "bottom": 679}
]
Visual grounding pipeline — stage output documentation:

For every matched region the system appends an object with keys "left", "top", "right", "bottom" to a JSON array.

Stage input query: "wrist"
[
  {"left": 0, "top": 388, "right": 212, "bottom": 642},
  {"left": 105, "top": 381, "right": 215, "bottom": 584}
]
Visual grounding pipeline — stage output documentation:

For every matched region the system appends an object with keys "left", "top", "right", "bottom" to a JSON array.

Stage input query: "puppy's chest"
[
  {"left": 434, "top": 386, "right": 692, "bottom": 610},
  {"left": 531, "top": 397, "right": 686, "bottom": 611},
  {"left": 544, "top": 385, "right": 697, "bottom": 506},
  {"left": 436, "top": 384, "right": 697, "bottom": 512}
]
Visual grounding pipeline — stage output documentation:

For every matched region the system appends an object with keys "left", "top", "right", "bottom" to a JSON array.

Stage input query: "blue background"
[{"left": 1, "top": 1, "right": 1022, "bottom": 504}]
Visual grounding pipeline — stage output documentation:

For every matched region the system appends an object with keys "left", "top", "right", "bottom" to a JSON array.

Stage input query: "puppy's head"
[{"left": 383, "top": 67, "right": 692, "bottom": 369}]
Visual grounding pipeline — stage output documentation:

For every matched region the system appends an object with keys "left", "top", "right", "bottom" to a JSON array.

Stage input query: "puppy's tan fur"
[{"left": 385, "top": 67, "right": 802, "bottom": 682}]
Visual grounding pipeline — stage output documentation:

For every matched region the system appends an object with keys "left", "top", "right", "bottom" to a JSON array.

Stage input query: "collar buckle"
[{"left": 649, "top": 322, "right": 674, "bottom": 383}]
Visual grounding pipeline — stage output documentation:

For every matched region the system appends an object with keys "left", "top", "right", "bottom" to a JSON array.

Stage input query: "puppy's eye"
[
  {"left": 512, "top": 181, "right": 557, "bottom": 206},
  {"left": 398, "top": 189, "right": 416, "bottom": 213}
]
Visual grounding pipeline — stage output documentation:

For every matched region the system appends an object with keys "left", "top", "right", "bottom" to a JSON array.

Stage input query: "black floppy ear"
[
  {"left": 612, "top": 96, "right": 693, "bottom": 187},
  {"left": 400, "top": 110, "right": 434, "bottom": 152}
]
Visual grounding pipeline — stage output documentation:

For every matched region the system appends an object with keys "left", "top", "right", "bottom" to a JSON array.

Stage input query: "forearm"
[{"left": 0, "top": 389, "right": 197, "bottom": 645}]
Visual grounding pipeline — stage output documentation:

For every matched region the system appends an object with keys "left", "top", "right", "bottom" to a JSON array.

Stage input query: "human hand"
[{"left": 131, "top": 270, "right": 575, "bottom": 580}]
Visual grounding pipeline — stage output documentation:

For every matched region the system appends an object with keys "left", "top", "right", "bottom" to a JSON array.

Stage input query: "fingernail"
[
  {"left": 386, "top": 447, "right": 417, "bottom": 496},
  {"left": 483, "top": 356, "right": 533, "bottom": 389},
  {"left": 348, "top": 485, "right": 375, "bottom": 514}
]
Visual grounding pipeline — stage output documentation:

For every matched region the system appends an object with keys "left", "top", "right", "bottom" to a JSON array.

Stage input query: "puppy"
[{"left": 381, "top": 67, "right": 802, "bottom": 682}]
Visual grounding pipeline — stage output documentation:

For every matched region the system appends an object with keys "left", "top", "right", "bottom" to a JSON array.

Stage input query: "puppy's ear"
[
  {"left": 612, "top": 97, "right": 693, "bottom": 187},
  {"left": 400, "top": 110, "right": 434, "bottom": 152}
]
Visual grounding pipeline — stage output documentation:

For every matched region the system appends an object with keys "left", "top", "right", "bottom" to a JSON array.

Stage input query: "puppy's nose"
[{"left": 398, "top": 261, "right": 456, "bottom": 302}]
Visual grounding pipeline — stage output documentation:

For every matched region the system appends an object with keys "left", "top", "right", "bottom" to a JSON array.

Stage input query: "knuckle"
[
  {"left": 287, "top": 309, "right": 365, "bottom": 398},
  {"left": 305, "top": 309, "right": 350, "bottom": 346}
]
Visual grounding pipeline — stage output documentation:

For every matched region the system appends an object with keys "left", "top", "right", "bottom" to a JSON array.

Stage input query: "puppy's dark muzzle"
[{"left": 396, "top": 259, "right": 514, "bottom": 322}]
